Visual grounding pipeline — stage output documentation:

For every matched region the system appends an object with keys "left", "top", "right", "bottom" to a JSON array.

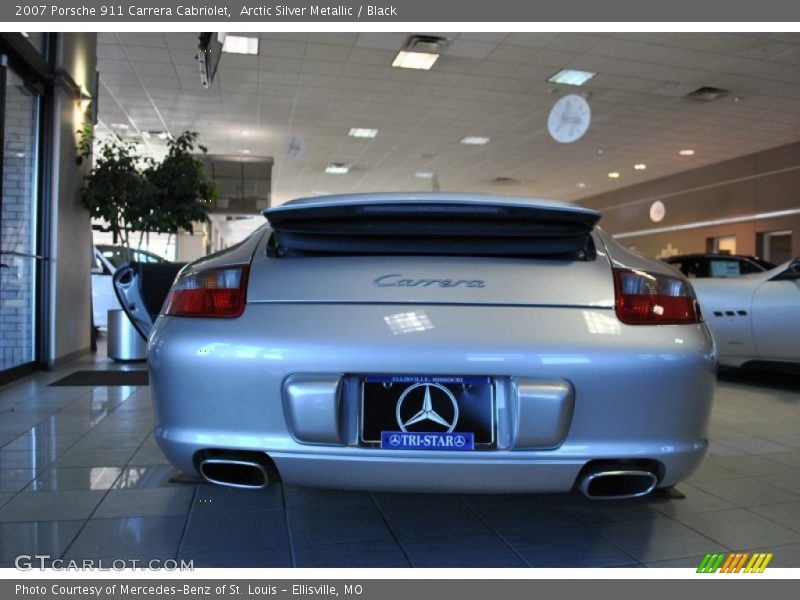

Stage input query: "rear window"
[
  {"left": 739, "top": 260, "right": 764, "bottom": 274},
  {"left": 710, "top": 259, "right": 741, "bottom": 277}
]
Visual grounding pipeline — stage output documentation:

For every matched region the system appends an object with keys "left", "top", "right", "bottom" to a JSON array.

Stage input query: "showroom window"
[
  {"left": 759, "top": 230, "right": 793, "bottom": 265},
  {"left": 707, "top": 235, "right": 736, "bottom": 255},
  {"left": 0, "top": 65, "right": 41, "bottom": 373},
  {"left": 0, "top": 34, "right": 51, "bottom": 381}
]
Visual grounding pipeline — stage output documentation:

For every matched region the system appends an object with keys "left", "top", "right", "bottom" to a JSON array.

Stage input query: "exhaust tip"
[
  {"left": 199, "top": 458, "right": 269, "bottom": 489},
  {"left": 579, "top": 470, "right": 657, "bottom": 500}
]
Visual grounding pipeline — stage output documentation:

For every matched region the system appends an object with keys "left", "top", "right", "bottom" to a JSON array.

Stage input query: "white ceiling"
[{"left": 96, "top": 31, "right": 800, "bottom": 218}]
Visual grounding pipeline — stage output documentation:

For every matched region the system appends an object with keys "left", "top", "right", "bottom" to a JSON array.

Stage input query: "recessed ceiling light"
[
  {"left": 238, "top": 130, "right": 254, "bottom": 137},
  {"left": 608, "top": 172, "right": 620, "bottom": 179},
  {"left": 679, "top": 149, "right": 695, "bottom": 156},
  {"left": 492, "top": 177, "right": 521, "bottom": 185},
  {"left": 325, "top": 163, "right": 350, "bottom": 175},
  {"left": 460, "top": 136, "right": 490, "bottom": 146},
  {"left": 634, "top": 163, "right": 647, "bottom": 170},
  {"left": 348, "top": 128, "right": 379, "bottom": 139},
  {"left": 547, "top": 69, "right": 597, "bottom": 87},
  {"left": 414, "top": 172, "right": 434, "bottom": 179},
  {"left": 576, "top": 182, "right": 587, "bottom": 188},
  {"left": 392, "top": 51, "right": 439, "bottom": 71},
  {"left": 685, "top": 86, "right": 728, "bottom": 102},
  {"left": 110, "top": 123, "right": 129, "bottom": 130},
  {"left": 238, "top": 149, "right": 251, "bottom": 155},
  {"left": 222, "top": 35, "right": 259, "bottom": 56}
]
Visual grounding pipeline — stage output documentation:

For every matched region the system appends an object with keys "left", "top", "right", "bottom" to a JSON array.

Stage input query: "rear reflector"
[
  {"left": 163, "top": 266, "right": 248, "bottom": 318},
  {"left": 613, "top": 268, "right": 700, "bottom": 325}
]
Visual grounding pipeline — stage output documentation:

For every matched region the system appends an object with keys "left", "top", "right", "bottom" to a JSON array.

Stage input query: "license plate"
[{"left": 360, "top": 375, "right": 495, "bottom": 449}]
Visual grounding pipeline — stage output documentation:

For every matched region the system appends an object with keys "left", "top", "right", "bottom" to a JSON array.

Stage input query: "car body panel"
[
  {"left": 692, "top": 262, "right": 800, "bottom": 366},
  {"left": 266, "top": 191, "right": 598, "bottom": 216},
  {"left": 91, "top": 247, "right": 121, "bottom": 328},
  {"left": 247, "top": 246, "right": 616, "bottom": 308},
  {"left": 752, "top": 277, "right": 800, "bottom": 360},
  {"left": 149, "top": 304, "right": 714, "bottom": 491},
  {"left": 92, "top": 245, "right": 167, "bottom": 328}
]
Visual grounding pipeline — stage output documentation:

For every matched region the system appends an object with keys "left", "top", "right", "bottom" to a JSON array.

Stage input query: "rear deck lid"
[{"left": 249, "top": 194, "right": 613, "bottom": 308}]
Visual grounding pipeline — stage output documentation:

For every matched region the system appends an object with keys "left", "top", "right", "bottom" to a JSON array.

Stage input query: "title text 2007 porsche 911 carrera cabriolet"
[{"left": 147, "top": 193, "right": 717, "bottom": 499}]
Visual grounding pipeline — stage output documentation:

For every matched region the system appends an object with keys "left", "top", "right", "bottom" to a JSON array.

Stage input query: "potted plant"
[
  {"left": 78, "top": 125, "right": 218, "bottom": 356},
  {"left": 142, "top": 131, "right": 217, "bottom": 246},
  {"left": 77, "top": 124, "right": 217, "bottom": 257}
]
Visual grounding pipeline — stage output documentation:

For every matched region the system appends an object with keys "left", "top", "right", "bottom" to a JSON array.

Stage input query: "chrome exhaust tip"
[
  {"left": 198, "top": 458, "right": 269, "bottom": 489},
  {"left": 579, "top": 469, "right": 658, "bottom": 500}
]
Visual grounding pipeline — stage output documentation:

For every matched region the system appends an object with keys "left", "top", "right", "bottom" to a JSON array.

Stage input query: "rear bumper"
[
  {"left": 148, "top": 303, "right": 716, "bottom": 493},
  {"left": 157, "top": 436, "right": 707, "bottom": 493}
]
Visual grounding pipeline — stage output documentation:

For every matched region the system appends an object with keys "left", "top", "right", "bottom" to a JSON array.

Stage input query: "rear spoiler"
[{"left": 263, "top": 195, "right": 601, "bottom": 259}]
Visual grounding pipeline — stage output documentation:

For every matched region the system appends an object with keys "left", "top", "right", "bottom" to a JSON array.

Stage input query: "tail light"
[
  {"left": 163, "top": 266, "right": 248, "bottom": 318},
  {"left": 613, "top": 268, "right": 700, "bottom": 325}
]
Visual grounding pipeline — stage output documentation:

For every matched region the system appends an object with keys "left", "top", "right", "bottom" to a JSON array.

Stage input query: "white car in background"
[
  {"left": 92, "top": 244, "right": 165, "bottom": 328},
  {"left": 691, "top": 258, "right": 800, "bottom": 368}
]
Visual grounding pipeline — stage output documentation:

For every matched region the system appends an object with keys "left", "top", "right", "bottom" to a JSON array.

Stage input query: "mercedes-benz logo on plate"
[{"left": 395, "top": 383, "right": 459, "bottom": 433}]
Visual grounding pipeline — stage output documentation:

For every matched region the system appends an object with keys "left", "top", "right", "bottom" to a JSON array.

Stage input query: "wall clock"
[
  {"left": 650, "top": 200, "right": 666, "bottom": 223},
  {"left": 547, "top": 94, "right": 591, "bottom": 144}
]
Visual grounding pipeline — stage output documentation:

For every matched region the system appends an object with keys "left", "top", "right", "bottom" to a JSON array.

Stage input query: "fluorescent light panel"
[
  {"left": 414, "top": 172, "right": 434, "bottom": 179},
  {"left": 325, "top": 163, "right": 350, "bottom": 175},
  {"left": 392, "top": 51, "right": 439, "bottom": 70},
  {"left": 223, "top": 35, "right": 259, "bottom": 55},
  {"left": 459, "top": 136, "right": 490, "bottom": 145},
  {"left": 348, "top": 128, "right": 379, "bottom": 139},
  {"left": 547, "top": 69, "right": 597, "bottom": 86}
]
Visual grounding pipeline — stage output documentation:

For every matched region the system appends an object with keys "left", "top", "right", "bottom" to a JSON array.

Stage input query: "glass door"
[{"left": 1, "top": 61, "right": 41, "bottom": 374}]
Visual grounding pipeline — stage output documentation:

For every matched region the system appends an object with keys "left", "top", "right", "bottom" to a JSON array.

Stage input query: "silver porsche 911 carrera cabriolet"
[{"left": 147, "top": 193, "right": 716, "bottom": 499}]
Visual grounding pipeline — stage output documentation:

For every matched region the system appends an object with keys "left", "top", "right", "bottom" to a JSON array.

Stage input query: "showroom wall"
[
  {"left": 48, "top": 32, "right": 97, "bottom": 368},
  {"left": 579, "top": 140, "right": 800, "bottom": 262}
]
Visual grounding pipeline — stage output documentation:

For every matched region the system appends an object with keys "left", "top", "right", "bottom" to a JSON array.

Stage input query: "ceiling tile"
[
  {"left": 446, "top": 39, "right": 498, "bottom": 60},
  {"left": 97, "top": 31, "right": 800, "bottom": 211}
]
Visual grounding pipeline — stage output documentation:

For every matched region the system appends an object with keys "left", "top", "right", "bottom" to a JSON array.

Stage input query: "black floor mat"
[{"left": 50, "top": 370, "right": 149, "bottom": 386}]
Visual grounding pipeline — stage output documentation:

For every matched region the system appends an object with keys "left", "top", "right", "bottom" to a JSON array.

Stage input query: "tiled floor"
[{"left": 1, "top": 356, "right": 799, "bottom": 568}]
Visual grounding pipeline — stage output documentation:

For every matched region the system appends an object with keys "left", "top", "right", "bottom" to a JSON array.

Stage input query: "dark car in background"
[{"left": 663, "top": 253, "right": 775, "bottom": 279}]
